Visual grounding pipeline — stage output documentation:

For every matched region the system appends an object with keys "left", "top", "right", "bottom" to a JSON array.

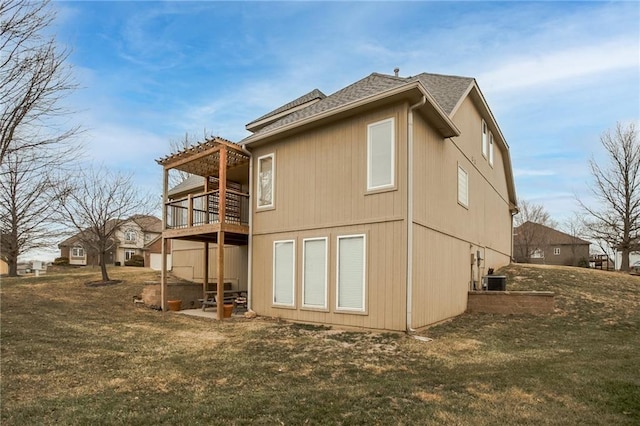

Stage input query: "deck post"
[
  {"left": 216, "top": 230, "right": 225, "bottom": 320},
  {"left": 161, "top": 237, "right": 167, "bottom": 311},
  {"left": 203, "top": 241, "right": 209, "bottom": 301},
  {"left": 219, "top": 147, "right": 227, "bottom": 224}
]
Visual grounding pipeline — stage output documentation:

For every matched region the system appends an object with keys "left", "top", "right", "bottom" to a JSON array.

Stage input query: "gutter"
[{"left": 406, "top": 95, "right": 426, "bottom": 334}]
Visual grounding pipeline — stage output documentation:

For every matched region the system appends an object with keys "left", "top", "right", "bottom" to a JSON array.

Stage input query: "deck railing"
[{"left": 165, "top": 189, "right": 249, "bottom": 229}]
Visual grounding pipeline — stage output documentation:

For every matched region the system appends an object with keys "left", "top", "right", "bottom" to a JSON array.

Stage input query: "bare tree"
[
  {"left": 513, "top": 200, "right": 557, "bottom": 262},
  {"left": 0, "top": 0, "right": 80, "bottom": 166},
  {"left": 0, "top": 147, "right": 71, "bottom": 275},
  {"left": 56, "top": 166, "right": 154, "bottom": 282},
  {"left": 580, "top": 122, "right": 640, "bottom": 271}
]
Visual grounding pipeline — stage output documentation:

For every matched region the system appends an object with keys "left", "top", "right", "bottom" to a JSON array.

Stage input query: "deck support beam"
[
  {"left": 203, "top": 241, "right": 209, "bottom": 301},
  {"left": 216, "top": 230, "right": 225, "bottom": 320}
]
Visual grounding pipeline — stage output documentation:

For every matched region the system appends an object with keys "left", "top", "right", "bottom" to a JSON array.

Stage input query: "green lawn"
[{"left": 1, "top": 264, "right": 638, "bottom": 425}]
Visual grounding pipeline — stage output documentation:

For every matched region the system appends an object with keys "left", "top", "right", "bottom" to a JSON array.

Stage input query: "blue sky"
[{"left": 53, "top": 1, "right": 639, "bottom": 226}]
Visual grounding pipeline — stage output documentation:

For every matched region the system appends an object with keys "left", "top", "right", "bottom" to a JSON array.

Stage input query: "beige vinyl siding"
[
  {"left": 171, "top": 240, "right": 248, "bottom": 290},
  {"left": 251, "top": 104, "right": 408, "bottom": 235},
  {"left": 410, "top": 96, "right": 512, "bottom": 328},
  {"left": 249, "top": 103, "right": 409, "bottom": 331},
  {"left": 251, "top": 219, "right": 407, "bottom": 331}
]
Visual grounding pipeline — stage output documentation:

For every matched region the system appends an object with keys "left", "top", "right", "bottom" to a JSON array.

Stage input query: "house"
[
  {"left": 513, "top": 221, "right": 590, "bottom": 266},
  {"left": 157, "top": 70, "right": 518, "bottom": 331},
  {"left": 58, "top": 215, "right": 162, "bottom": 267},
  {"left": 0, "top": 258, "right": 7, "bottom": 275}
]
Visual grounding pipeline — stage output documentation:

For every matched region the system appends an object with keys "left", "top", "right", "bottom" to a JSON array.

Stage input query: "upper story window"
[
  {"left": 553, "top": 248, "right": 561, "bottom": 255},
  {"left": 481, "top": 120, "right": 488, "bottom": 158},
  {"left": 489, "top": 131, "right": 494, "bottom": 167},
  {"left": 72, "top": 247, "right": 84, "bottom": 257},
  {"left": 457, "top": 165, "right": 469, "bottom": 208},
  {"left": 124, "top": 229, "right": 137, "bottom": 242},
  {"left": 367, "top": 118, "right": 395, "bottom": 191},
  {"left": 257, "top": 153, "right": 275, "bottom": 209}
]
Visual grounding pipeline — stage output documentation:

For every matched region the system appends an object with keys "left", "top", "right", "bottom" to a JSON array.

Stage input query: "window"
[
  {"left": 302, "top": 238, "right": 328, "bottom": 309},
  {"left": 457, "top": 165, "right": 469, "bottom": 207},
  {"left": 125, "top": 249, "right": 136, "bottom": 261},
  {"left": 273, "top": 240, "right": 295, "bottom": 306},
  {"left": 367, "top": 118, "right": 395, "bottom": 191},
  {"left": 337, "top": 235, "right": 366, "bottom": 312},
  {"left": 72, "top": 247, "right": 84, "bottom": 257},
  {"left": 257, "top": 154, "right": 275, "bottom": 209},
  {"left": 531, "top": 249, "right": 544, "bottom": 259},
  {"left": 554, "top": 247, "right": 561, "bottom": 255},
  {"left": 124, "top": 229, "right": 137, "bottom": 242},
  {"left": 481, "top": 120, "right": 488, "bottom": 158},
  {"left": 488, "top": 131, "right": 494, "bottom": 167}
]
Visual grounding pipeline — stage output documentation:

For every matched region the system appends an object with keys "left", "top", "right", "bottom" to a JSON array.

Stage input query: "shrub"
[
  {"left": 577, "top": 257, "right": 590, "bottom": 268},
  {"left": 124, "top": 254, "right": 144, "bottom": 267},
  {"left": 53, "top": 257, "right": 69, "bottom": 266}
]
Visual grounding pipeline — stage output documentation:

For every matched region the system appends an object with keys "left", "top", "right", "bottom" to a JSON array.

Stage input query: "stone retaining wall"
[{"left": 467, "top": 291, "right": 555, "bottom": 315}]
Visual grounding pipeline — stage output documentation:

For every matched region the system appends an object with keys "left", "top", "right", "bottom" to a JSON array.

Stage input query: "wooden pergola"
[{"left": 156, "top": 137, "right": 251, "bottom": 320}]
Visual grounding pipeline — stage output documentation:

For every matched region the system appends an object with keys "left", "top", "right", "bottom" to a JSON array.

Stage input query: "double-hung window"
[
  {"left": 124, "top": 229, "right": 136, "bottom": 242},
  {"left": 457, "top": 165, "right": 469, "bottom": 208},
  {"left": 72, "top": 247, "right": 84, "bottom": 257},
  {"left": 273, "top": 240, "right": 295, "bottom": 306},
  {"left": 336, "top": 234, "right": 366, "bottom": 312},
  {"left": 302, "top": 238, "right": 328, "bottom": 309},
  {"left": 257, "top": 154, "right": 275, "bottom": 209},
  {"left": 367, "top": 118, "right": 395, "bottom": 191}
]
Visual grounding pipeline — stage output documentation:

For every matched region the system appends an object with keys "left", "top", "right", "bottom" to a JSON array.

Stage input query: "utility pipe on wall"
[{"left": 406, "top": 95, "right": 426, "bottom": 333}]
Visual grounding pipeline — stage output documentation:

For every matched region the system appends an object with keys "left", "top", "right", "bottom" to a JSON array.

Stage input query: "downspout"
[
  {"left": 240, "top": 145, "right": 253, "bottom": 311},
  {"left": 406, "top": 96, "right": 426, "bottom": 334}
]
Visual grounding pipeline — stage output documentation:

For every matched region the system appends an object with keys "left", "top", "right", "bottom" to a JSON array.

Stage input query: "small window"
[
  {"left": 72, "top": 247, "right": 84, "bottom": 257},
  {"left": 273, "top": 240, "right": 295, "bottom": 306},
  {"left": 481, "top": 120, "right": 488, "bottom": 158},
  {"left": 457, "top": 165, "right": 469, "bottom": 207},
  {"left": 489, "top": 131, "right": 494, "bottom": 167},
  {"left": 367, "top": 118, "right": 395, "bottom": 191},
  {"left": 125, "top": 249, "right": 136, "bottom": 261},
  {"left": 124, "top": 229, "right": 137, "bottom": 242},
  {"left": 302, "top": 238, "right": 328, "bottom": 309},
  {"left": 554, "top": 248, "right": 561, "bottom": 255},
  {"left": 257, "top": 154, "right": 275, "bottom": 209},
  {"left": 337, "top": 235, "right": 366, "bottom": 312}
]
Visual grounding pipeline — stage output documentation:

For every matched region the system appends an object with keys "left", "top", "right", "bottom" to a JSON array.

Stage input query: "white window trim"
[
  {"left": 367, "top": 118, "right": 395, "bottom": 191},
  {"left": 457, "top": 164, "right": 469, "bottom": 208},
  {"left": 481, "top": 119, "right": 488, "bottom": 159},
  {"left": 272, "top": 239, "right": 295, "bottom": 307},
  {"left": 125, "top": 249, "right": 136, "bottom": 261},
  {"left": 554, "top": 247, "right": 561, "bottom": 255},
  {"left": 72, "top": 247, "right": 84, "bottom": 257},
  {"left": 488, "top": 131, "right": 494, "bottom": 167},
  {"left": 257, "top": 153, "right": 275, "bottom": 210},
  {"left": 302, "top": 237, "right": 328, "bottom": 310},
  {"left": 124, "top": 229, "right": 137, "bottom": 242},
  {"left": 336, "top": 234, "right": 366, "bottom": 313}
]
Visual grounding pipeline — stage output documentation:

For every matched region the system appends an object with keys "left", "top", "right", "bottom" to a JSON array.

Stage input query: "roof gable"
[
  {"left": 246, "top": 89, "right": 326, "bottom": 133},
  {"left": 515, "top": 221, "right": 591, "bottom": 246}
]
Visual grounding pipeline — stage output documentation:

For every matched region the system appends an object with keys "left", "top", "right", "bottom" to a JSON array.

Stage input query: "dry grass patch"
[{"left": 1, "top": 264, "right": 639, "bottom": 425}]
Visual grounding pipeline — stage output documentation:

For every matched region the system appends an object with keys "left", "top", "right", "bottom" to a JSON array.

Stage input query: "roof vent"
[{"left": 394, "top": 67, "right": 400, "bottom": 77}]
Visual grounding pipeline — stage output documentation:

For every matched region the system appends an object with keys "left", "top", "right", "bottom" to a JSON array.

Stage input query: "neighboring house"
[
  {"left": 513, "top": 221, "right": 590, "bottom": 266},
  {"left": 1, "top": 258, "right": 9, "bottom": 275},
  {"left": 58, "top": 215, "right": 162, "bottom": 267},
  {"left": 157, "top": 70, "right": 518, "bottom": 331}
]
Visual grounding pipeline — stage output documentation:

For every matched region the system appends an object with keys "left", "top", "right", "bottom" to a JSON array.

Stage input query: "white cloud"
[{"left": 478, "top": 38, "right": 639, "bottom": 94}]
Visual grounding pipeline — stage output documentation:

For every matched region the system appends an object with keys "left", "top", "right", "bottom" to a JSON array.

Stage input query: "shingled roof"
[
  {"left": 242, "top": 72, "right": 474, "bottom": 143},
  {"left": 515, "top": 221, "right": 591, "bottom": 246},
  {"left": 246, "top": 88, "right": 326, "bottom": 132}
]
